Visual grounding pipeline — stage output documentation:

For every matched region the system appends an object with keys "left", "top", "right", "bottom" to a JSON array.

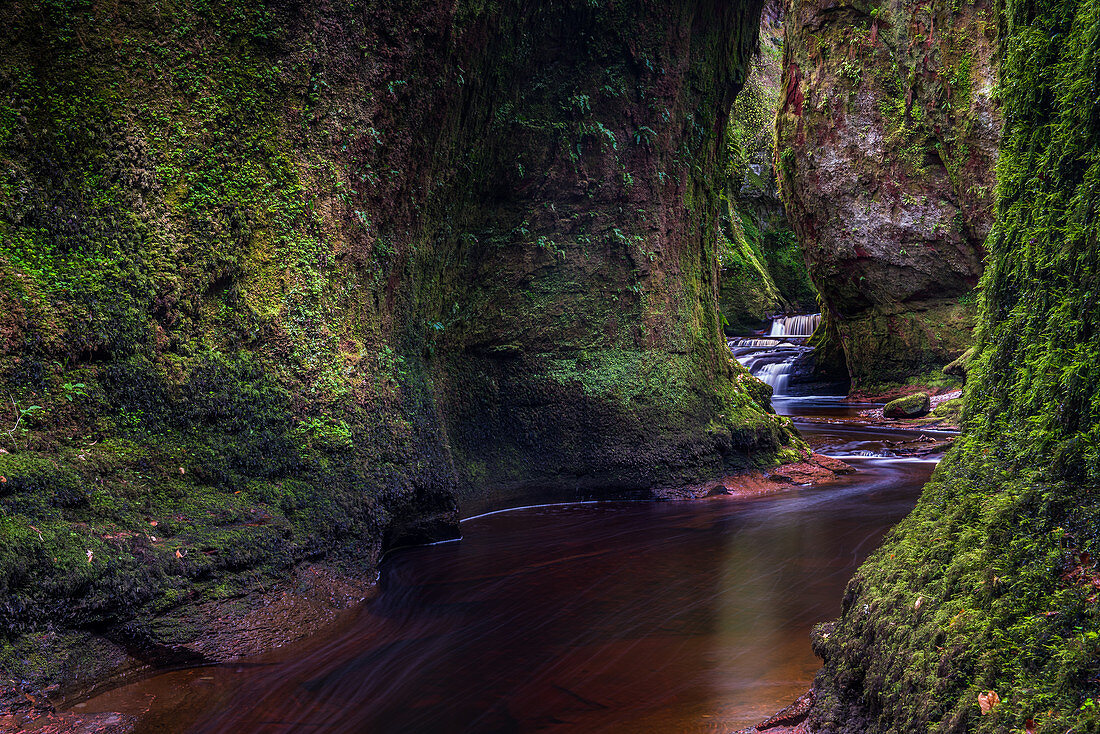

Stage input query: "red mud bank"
[
  {"left": 794, "top": 390, "right": 964, "bottom": 438},
  {"left": 652, "top": 452, "right": 855, "bottom": 501},
  {"left": 846, "top": 386, "right": 961, "bottom": 407},
  {"left": 0, "top": 710, "right": 132, "bottom": 734}
]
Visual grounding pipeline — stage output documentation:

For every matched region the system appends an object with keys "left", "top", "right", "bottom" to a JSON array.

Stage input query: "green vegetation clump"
[
  {"left": 882, "top": 391, "right": 931, "bottom": 418},
  {"left": 930, "top": 396, "right": 964, "bottom": 422}
]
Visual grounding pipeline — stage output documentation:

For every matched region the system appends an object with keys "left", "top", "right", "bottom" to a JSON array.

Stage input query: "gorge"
[{"left": 2, "top": 0, "right": 1100, "bottom": 732}]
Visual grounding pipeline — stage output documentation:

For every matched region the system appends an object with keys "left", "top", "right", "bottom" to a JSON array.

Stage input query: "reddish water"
[{"left": 72, "top": 401, "right": 941, "bottom": 733}]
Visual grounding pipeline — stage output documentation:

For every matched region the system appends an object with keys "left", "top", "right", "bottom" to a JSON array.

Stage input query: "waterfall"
[
  {"left": 756, "top": 362, "right": 792, "bottom": 395},
  {"left": 767, "top": 313, "right": 821, "bottom": 339},
  {"left": 729, "top": 313, "right": 821, "bottom": 397}
]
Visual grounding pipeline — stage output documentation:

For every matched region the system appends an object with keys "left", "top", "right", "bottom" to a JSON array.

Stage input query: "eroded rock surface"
[{"left": 776, "top": 0, "right": 1000, "bottom": 386}]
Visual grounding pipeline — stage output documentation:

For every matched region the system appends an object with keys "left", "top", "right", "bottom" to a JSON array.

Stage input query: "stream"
[{"left": 71, "top": 318, "right": 944, "bottom": 733}]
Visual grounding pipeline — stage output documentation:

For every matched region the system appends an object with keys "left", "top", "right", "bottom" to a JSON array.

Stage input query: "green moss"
[
  {"left": 0, "top": 0, "right": 795, "bottom": 705},
  {"left": 930, "top": 396, "right": 964, "bottom": 422},
  {"left": 883, "top": 391, "right": 932, "bottom": 418},
  {"left": 811, "top": 0, "right": 1100, "bottom": 728}
]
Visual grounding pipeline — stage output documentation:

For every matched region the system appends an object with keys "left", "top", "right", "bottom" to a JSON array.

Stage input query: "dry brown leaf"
[
  {"left": 1025, "top": 718, "right": 1037, "bottom": 734},
  {"left": 978, "top": 690, "right": 999, "bottom": 714},
  {"left": 915, "top": 596, "right": 923, "bottom": 610},
  {"left": 175, "top": 549, "right": 183, "bottom": 559}
]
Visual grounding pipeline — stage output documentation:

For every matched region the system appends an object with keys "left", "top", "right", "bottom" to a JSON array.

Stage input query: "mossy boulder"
[{"left": 882, "top": 391, "right": 931, "bottom": 419}]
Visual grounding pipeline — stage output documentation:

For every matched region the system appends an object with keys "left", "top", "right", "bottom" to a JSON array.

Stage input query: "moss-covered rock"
[
  {"left": 882, "top": 391, "right": 931, "bottom": 418},
  {"left": 944, "top": 346, "right": 976, "bottom": 378},
  {"left": 0, "top": 0, "right": 801, "bottom": 709},
  {"left": 809, "top": 0, "right": 1100, "bottom": 728},
  {"left": 776, "top": 0, "right": 1000, "bottom": 386}
]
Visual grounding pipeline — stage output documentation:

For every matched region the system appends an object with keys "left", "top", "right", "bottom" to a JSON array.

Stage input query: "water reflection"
[{"left": 76, "top": 399, "right": 934, "bottom": 733}]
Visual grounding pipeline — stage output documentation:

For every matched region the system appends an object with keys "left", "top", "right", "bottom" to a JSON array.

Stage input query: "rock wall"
[
  {"left": 776, "top": 0, "right": 1000, "bottom": 387},
  {"left": 808, "top": 0, "right": 1100, "bottom": 729},
  {"left": 719, "top": 6, "right": 818, "bottom": 335},
  {"left": 0, "top": 0, "right": 802, "bottom": 710}
]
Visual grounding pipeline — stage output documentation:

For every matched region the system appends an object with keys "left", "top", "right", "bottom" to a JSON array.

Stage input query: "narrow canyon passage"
[{"left": 71, "top": 400, "right": 942, "bottom": 733}]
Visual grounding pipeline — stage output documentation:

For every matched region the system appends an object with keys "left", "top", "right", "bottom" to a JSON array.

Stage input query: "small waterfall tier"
[
  {"left": 767, "top": 313, "right": 821, "bottom": 339},
  {"left": 729, "top": 313, "right": 821, "bottom": 397}
]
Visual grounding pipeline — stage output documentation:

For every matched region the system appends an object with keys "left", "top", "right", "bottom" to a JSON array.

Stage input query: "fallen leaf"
[
  {"left": 86, "top": 549, "right": 93, "bottom": 564},
  {"left": 0, "top": 475, "right": 5, "bottom": 482},
  {"left": 149, "top": 520, "right": 157, "bottom": 527},
  {"left": 978, "top": 690, "right": 1000, "bottom": 714},
  {"left": 175, "top": 550, "right": 183, "bottom": 559},
  {"left": 1025, "top": 718, "right": 1037, "bottom": 734},
  {"left": 179, "top": 467, "right": 186, "bottom": 475},
  {"left": 915, "top": 596, "right": 923, "bottom": 610}
]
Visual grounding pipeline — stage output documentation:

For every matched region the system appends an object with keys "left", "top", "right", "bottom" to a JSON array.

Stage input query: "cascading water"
[
  {"left": 769, "top": 314, "right": 821, "bottom": 339},
  {"left": 729, "top": 313, "right": 821, "bottom": 397}
]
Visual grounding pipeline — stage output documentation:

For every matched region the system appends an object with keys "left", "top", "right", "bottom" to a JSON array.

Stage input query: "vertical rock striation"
[{"left": 776, "top": 0, "right": 1000, "bottom": 387}]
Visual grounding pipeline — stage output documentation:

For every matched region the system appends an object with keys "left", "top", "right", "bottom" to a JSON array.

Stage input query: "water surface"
[{"left": 75, "top": 399, "right": 935, "bottom": 733}]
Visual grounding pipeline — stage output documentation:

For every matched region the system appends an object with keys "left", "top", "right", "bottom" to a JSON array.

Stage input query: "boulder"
[{"left": 883, "top": 392, "right": 932, "bottom": 419}]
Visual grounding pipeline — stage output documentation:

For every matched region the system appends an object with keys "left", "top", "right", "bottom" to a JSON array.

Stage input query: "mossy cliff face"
[
  {"left": 719, "top": 7, "right": 818, "bottom": 335},
  {"left": 0, "top": 0, "right": 800, "bottom": 709},
  {"left": 808, "top": 0, "right": 1100, "bottom": 729},
  {"left": 776, "top": 0, "right": 1000, "bottom": 386}
]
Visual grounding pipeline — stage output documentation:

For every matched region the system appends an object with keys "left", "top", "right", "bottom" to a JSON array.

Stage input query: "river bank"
[
  {"left": 0, "top": 397, "right": 934, "bottom": 734},
  {"left": 652, "top": 452, "right": 855, "bottom": 501}
]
